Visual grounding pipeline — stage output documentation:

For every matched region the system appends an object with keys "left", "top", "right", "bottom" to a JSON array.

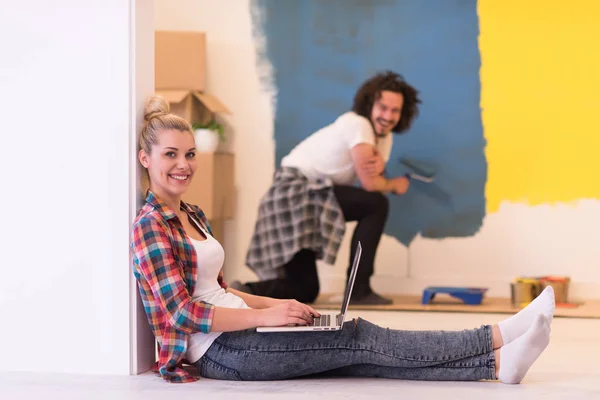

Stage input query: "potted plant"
[{"left": 192, "top": 120, "right": 225, "bottom": 153}]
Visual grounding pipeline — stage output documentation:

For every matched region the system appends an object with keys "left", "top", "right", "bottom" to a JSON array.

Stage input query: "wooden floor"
[{"left": 313, "top": 294, "right": 600, "bottom": 319}]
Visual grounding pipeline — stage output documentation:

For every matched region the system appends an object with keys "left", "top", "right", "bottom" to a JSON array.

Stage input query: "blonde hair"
[{"left": 139, "top": 95, "right": 193, "bottom": 154}]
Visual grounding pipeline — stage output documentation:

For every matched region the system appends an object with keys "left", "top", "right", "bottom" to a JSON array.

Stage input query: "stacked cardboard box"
[{"left": 155, "top": 31, "right": 234, "bottom": 242}]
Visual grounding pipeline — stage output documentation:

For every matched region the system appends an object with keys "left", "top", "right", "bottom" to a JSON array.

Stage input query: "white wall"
[
  {"left": 155, "top": 0, "right": 600, "bottom": 301},
  {"left": 0, "top": 0, "right": 152, "bottom": 374}
]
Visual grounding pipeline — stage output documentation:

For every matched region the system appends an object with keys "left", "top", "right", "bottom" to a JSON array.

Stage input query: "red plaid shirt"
[{"left": 131, "top": 190, "right": 227, "bottom": 383}]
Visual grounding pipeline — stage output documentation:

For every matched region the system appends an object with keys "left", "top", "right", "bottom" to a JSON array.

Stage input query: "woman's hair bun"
[{"left": 144, "top": 95, "right": 170, "bottom": 122}]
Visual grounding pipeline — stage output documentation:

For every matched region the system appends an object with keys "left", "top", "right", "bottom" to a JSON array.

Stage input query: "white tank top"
[{"left": 185, "top": 224, "right": 250, "bottom": 363}]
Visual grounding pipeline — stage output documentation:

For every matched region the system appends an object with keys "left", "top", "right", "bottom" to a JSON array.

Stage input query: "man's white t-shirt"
[{"left": 280, "top": 111, "right": 393, "bottom": 186}]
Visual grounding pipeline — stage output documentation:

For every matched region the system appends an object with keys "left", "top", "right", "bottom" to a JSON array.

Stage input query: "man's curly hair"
[{"left": 352, "top": 71, "right": 421, "bottom": 134}]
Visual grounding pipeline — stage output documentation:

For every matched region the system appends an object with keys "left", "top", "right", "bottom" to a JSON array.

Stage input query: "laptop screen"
[{"left": 339, "top": 242, "right": 362, "bottom": 318}]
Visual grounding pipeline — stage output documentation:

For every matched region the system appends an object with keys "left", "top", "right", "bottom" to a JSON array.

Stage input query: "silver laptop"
[{"left": 257, "top": 242, "right": 362, "bottom": 333}]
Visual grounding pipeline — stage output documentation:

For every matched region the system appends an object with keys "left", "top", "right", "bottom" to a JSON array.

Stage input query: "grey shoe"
[
  {"left": 229, "top": 280, "right": 253, "bottom": 294},
  {"left": 350, "top": 291, "right": 393, "bottom": 305}
]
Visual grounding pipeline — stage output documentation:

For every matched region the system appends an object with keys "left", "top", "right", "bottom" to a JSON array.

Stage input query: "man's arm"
[{"left": 351, "top": 143, "right": 408, "bottom": 194}]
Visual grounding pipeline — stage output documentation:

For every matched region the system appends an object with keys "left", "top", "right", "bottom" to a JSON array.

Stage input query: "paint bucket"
[
  {"left": 539, "top": 276, "right": 570, "bottom": 304},
  {"left": 511, "top": 278, "right": 541, "bottom": 307}
]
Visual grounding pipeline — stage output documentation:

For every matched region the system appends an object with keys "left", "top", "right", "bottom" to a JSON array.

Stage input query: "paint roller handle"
[
  {"left": 404, "top": 172, "right": 435, "bottom": 184},
  {"left": 399, "top": 156, "right": 437, "bottom": 183}
]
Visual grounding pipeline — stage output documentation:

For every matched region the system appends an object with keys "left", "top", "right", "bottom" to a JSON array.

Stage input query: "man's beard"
[{"left": 376, "top": 118, "right": 393, "bottom": 136}]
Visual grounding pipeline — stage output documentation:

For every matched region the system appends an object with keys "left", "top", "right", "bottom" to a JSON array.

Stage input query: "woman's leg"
[
  {"left": 196, "top": 318, "right": 497, "bottom": 382},
  {"left": 238, "top": 249, "right": 320, "bottom": 303},
  {"left": 313, "top": 352, "right": 498, "bottom": 381},
  {"left": 200, "top": 285, "right": 554, "bottom": 383},
  {"left": 317, "top": 290, "right": 554, "bottom": 383},
  {"left": 332, "top": 185, "right": 390, "bottom": 305}
]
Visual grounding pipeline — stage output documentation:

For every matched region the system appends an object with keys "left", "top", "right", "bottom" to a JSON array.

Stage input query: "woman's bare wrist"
[{"left": 252, "top": 308, "right": 266, "bottom": 326}]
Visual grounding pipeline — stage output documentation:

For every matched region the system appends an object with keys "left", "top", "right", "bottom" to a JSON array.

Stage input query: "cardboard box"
[
  {"left": 155, "top": 89, "right": 230, "bottom": 125},
  {"left": 183, "top": 152, "right": 235, "bottom": 220},
  {"left": 155, "top": 30, "right": 231, "bottom": 125},
  {"left": 155, "top": 31, "right": 206, "bottom": 91}
]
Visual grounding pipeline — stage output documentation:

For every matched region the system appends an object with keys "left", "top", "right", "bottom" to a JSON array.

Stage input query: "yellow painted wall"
[{"left": 479, "top": 0, "right": 600, "bottom": 212}]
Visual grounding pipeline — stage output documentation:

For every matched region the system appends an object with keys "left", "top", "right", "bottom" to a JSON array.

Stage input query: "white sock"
[
  {"left": 498, "top": 313, "right": 550, "bottom": 384},
  {"left": 498, "top": 286, "right": 555, "bottom": 344}
]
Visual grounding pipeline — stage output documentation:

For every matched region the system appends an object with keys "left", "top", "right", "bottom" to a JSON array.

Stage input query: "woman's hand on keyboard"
[{"left": 258, "top": 300, "right": 321, "bottom": 327}]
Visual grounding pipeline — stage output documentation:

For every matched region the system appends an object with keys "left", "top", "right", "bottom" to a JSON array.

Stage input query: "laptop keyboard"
[{"left": 312, "top": 314, "right": 331, "bottom": 327}]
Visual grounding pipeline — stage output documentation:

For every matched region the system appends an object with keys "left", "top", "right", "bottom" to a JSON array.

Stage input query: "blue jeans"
[{"left": 195, "top": 318, "right": 496, "bottom": 381}]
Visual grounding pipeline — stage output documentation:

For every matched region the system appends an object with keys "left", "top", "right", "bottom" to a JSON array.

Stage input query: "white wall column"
[{"left": 0, "top": 0, "right": 154, "bottom": 375}]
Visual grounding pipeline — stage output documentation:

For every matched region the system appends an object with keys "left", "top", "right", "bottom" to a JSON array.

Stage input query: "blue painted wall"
[{"left": 251, "top": 0, "right": 486, "bottom": 246}]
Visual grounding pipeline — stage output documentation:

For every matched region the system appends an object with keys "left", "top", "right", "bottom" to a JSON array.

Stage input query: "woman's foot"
[
  {"left": 498, "top": 313, "right": 551, "bottom": 384},
  {"left": 498, "top": 286, "right": 555, "bottom": 344}
]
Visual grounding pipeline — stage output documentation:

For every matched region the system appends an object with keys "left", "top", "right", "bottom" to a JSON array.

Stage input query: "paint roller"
[
  {"left": 399, "top": 156, "right": 437, "bottom": 183},
  {"left": 398, "top": 156, "right": 452, "bottom": 206}
]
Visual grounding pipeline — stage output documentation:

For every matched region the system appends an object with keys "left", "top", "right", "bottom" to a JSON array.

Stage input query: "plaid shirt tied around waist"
[
  {"left": 131, "top": 190, "right": 227, "bottom": 383},
  {"left": 245, "top": 167, "right": 346, "bottom": 279}
]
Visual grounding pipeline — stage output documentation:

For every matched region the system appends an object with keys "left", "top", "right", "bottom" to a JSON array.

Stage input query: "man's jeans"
[{"left": 195, "top": 318, "right": 496, "bottom": 381}]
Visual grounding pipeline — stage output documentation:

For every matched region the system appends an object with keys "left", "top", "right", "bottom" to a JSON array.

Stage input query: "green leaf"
[{"left": 191, "top": 120, "right": 226, "bottom": 141}]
